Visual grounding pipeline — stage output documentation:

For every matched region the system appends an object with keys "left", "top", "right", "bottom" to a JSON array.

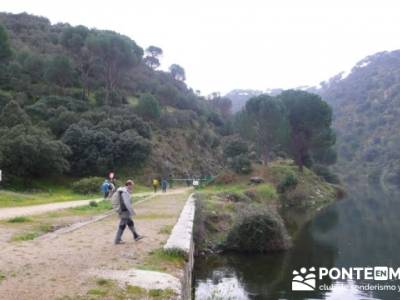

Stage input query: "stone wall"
[{"left": 164, "top": 193, "right": 196, "bottom": 300}]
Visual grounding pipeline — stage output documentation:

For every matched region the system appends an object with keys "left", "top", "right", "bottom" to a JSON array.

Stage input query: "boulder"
[{"left": 249, "top": 176, "right": 264, "bottom": 184}]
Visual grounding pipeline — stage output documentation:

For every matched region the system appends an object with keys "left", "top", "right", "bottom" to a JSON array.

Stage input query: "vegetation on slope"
[
  {"left": 194, "top": 160, "right": 340, "bottom": 254},
  {"left": 0, "top": 12, "right": 229, "bottom": 186},
  {"left": 318, "top": 50, "right": 400, "bottom": 190}
]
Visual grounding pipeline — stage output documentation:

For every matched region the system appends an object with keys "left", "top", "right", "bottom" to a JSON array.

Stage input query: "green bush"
[
  {"left": 136, "top": 93, "right": 161, "bottom": 120},
  {"left": 224, "top": 207, "right": 291, "bottom": 252},
  {"left": 221, "top": 192, "right": 251, "bottom": 203},
  {"left": 230, "top": 155, "right": 252, "bottom": 174},
  {"left": 71, "top": 177, "right": 104, "bottom": 194},
  {"left": 277, "top": 174, "right": 298, "bottom": 193},
  {"left": 223, "top": 138, "right": 249, "bottom": 158}
]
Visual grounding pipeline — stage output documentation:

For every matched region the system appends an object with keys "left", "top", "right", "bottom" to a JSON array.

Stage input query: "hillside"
[
  {"left": 318, "top": 50, "right": 400, "bottom": 189},
  {"left": 224, "top": 51, "right": 400, "bottom": 190},
  {"left": 0, "top": 12, "right": 227, "bottom": 184}
]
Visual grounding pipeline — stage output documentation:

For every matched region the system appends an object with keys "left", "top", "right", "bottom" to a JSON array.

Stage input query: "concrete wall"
[{"left": 164, "top": 193, "right": 196, "bottom": 300}]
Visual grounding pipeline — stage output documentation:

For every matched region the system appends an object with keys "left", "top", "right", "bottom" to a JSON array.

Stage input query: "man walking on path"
[{"left": 114, "top": 180, "right": 144, "bottom": 244}]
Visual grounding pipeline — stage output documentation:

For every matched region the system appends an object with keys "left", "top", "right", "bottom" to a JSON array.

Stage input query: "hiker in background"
[
  {"left": 101, "top": 179, "right": 110, "bottom": 199},
  {"left": 161, "top": 178, "right": 168, "bottom": 193},
  {"left": 152, "top": 178, "right": 159, "bottom": 193},
  {"left": 113, "top": 180, "right": 143, "bottom": 244},
  {"left": 108, "top": 179, "right": 116, "bottom": 199}
]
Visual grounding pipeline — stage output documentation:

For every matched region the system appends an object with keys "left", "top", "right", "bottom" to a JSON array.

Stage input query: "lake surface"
[{"left": 193, "top": 185, "right": 400, "bottom": 299}]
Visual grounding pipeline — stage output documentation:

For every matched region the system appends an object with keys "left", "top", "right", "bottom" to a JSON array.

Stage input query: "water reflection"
[{"left": 194, "top": 185, "right": 400, "bottom": 300}]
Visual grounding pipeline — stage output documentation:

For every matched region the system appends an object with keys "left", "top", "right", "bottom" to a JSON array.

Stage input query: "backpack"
[{"left": 111, "top": 190, "right": 126, "bottom": 213}]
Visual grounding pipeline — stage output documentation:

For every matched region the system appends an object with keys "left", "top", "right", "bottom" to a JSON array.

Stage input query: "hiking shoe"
[
  {"left": 114, "top": 240, "right": 125, "bottom": 245},
  {"left": 134, "top": 235, "right": 144, "bottom": 241}
]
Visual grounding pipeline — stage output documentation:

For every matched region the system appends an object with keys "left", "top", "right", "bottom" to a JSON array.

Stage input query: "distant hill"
[
  {"left": 225, "top": 87, "right": 315, "bottom": 112},
  {"left": 318, "top": 50, "right": 400, "bottom": 189},
  {"left": 225, "top": 51, "right": 400, "bottom": 189},
  {"left": 225, "top": 89, "right": 284, "bottom": 113}
]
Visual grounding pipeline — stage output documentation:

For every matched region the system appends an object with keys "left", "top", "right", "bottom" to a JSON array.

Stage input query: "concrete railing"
[{"left": 164, "top": 193, "right": 196, "bottom": 299}]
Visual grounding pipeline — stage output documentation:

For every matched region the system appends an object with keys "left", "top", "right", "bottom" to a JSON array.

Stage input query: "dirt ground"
[{"left": 0, "top": 188, "right": 191, "bottom": 300}]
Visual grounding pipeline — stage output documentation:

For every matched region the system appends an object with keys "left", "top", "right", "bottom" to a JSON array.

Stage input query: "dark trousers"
[{"left": 115, "top": 216, "right": 138, "bottom": 242}]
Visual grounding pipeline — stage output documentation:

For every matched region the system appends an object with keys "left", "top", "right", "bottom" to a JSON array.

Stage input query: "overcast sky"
[{"left": 2, "top": 0, "right": 400, "bottom": 95}]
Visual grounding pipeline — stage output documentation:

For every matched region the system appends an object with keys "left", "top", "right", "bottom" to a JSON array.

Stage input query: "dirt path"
[
  {"left": 0, "top": 188, "right": 192, "bottom": 300},
  {"left": 0, "top": 188, "right": 189, "bottom": 221}
]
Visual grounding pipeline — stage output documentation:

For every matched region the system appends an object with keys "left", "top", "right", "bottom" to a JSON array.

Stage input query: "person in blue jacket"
[{"left": 101, "top": 179, "right": 110, "bottom": 199}]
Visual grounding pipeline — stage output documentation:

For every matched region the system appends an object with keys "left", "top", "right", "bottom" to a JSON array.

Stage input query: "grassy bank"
[
  {"left": 0, "top": 178, "right": 151, "bottom": 208},
  {"left": 194, "top": 160, "right": 341, "bottom": 254}
]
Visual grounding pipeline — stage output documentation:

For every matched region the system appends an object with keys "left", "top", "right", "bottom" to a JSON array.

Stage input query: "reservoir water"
[{"left": 193, "top": 185, "right": 400, "bottom": 300}]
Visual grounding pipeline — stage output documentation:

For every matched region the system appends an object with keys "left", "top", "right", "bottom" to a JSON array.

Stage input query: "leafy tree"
[
  {"left": 146, "top": 45, "right": 163, "bottom": 58},
  {"left": 0, "top": 125, "right": 71, "bottom": 177},
  {"left": 20, "top": 52, "right": 45, "bottom": 83},
  {"left": 169, "top": 64, "right": 185, "bottom": 81},
  {"left": 86, "top": 31, "right": 143, "bottom": 103},
  {"left": 279, "top": 90, "right": 335, "bottom": 171},
  {"left": 62, "top": 123, "right": 116, "bottom": 175},
  {"left": 26, "top": 96, "right": 89, "bottom": 121},
  {"left": 230, "top": 154, "right": 252, "bottom": 174},
  {"left": 61, "top": 25, "right": 96, "bottom": 97},
  {"left": 62, "top": 122, "right": 152, "bottom": 175},
  {"left": 0, "top": 24, "right": 12, "bottom": 62},
  {"left": 113, "top": 129, "right": 152, "bottom": 167},
  {"left": 241, "top": 95, "right": 289, "bottom": 164},
  {"left": 143, "top": 56, "right": 160, "bottom": 70},
  {"left": 136, "top": 93, "right": 161, "bottom": 120},
  {"left": 61, "top": 25, "right": 90, "bottom": 54},
  {"left": 48, "top": 110, "right": 79, "bottom": 137},
  {"left": 45, "top": 55, "right": 75, "bottom": 90},
  {"left": 144, "top": 45, "right": 163, "bottom": 70},
  {"left": 224, "top": 138, "right": 249, "bottom": 158},
  {"left": 0, "top": 100, "right": 31, "bottom": 127},
  {"left": 94, "top": 106, "right": 152, "bottom": 138}
]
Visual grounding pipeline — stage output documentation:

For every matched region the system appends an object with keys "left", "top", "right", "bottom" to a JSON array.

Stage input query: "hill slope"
[
  {"left": 318, "top": 50, "right": 400, "bottom": 189},
  {"left": 0, "top": 12, "right": 226, "bottom": 182}
]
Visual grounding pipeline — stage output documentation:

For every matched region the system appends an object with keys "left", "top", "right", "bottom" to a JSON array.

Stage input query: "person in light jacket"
[{"left": 114, "top": 180, "right": 144, "bottom": 244}]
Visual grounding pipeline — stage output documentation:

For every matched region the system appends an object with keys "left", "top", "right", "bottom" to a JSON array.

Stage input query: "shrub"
[
  {"left": 72, "top": 177, "right": 104, "bottom": 194},
  {"left": 281, "top": 189, "right": 308, "bottom": 207},
  {"left": 224, "top": 207, "right": 291, "bottom": 252},
  {"left": 223, "top": 138, "right": 249, "bottom": 158},
  {"left": 277, "top": 174, "right": 298, "bottom": 193},
  {"left": 230, "top": 155, "right": 252, "bottom": 174},
  {"left": 0, "top": 125, "right": 71, "bottom": 178},
  {"left": 136, "top": 93, "right": 161, "bottom": 120}
]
